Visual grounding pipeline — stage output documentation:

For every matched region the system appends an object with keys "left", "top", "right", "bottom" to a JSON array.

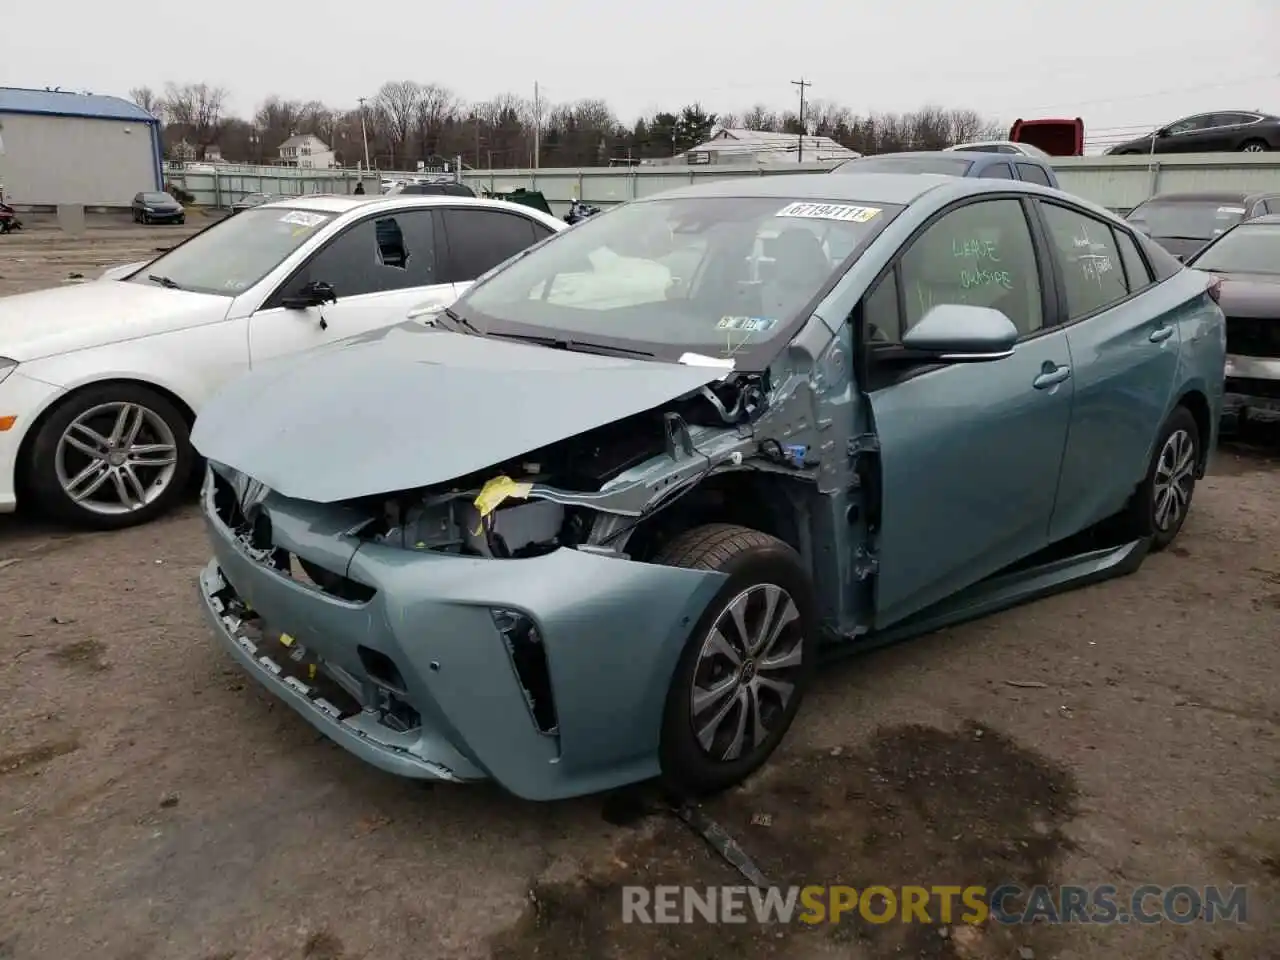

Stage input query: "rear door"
[
  {"left": 1033, "top": 200, "right": 1181, "bottom": 539},
  {"left": 437, "top": 206, "right": 557, "bottom": 291},
  {"left": 248, "top": 208, "right": 455, "bottom": 365},
  {"left": 859, "top": 196, "right": 1074, "bottom": 628}
]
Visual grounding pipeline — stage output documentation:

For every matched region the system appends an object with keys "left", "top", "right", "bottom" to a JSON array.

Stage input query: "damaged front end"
[
  {"left": 194, "top": 319, "right": 864, "bottom": 799},
  {"left": 358, "top": 373, "right": 772, "bottom": 562}
]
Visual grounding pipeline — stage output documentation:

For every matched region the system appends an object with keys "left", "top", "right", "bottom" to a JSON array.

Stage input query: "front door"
[
  {"left": 1035, "top": 201, "right": 1182, "bottom": 539},
  {"left": 248, "top": 208, "right": 455, "bottom": 365},
  {"left": 859, "top": 196, "right": 1073, "bottom": 628}
]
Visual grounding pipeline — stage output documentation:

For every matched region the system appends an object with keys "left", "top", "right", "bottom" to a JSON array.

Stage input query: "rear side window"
[
  {"left": 1113, "top": 228, "right": 1153, "bottom": 292},
  {"left": 1016, "top": 163, "right": 1053, "bottom": 187},
  {"left": 440, "top": 209, "right": 542, "bottom": 282},
  {"left": 1265, "top": 198, "right": 1280, "bottom": 216},
  {"left": 1137, "top": 231, "right": 1183, "bottom": 281},
  {"left": 981, "top": 162, "right": 1016, "bottom": 179},
  {"left": 1040, "top": 203, "right": 1128, "bottom": 320}
]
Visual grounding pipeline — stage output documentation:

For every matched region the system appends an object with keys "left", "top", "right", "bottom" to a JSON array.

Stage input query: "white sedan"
[{"left": 0, "top": 193, "right": 564, "bottom": 528}]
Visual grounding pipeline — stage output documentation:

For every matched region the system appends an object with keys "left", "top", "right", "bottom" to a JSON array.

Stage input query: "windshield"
[
  {"left": 125, "top": 206, "right": 335, "bottom": 295},
  {"left": 1189, "top": 223, "right": 1280, "bottom": 275},
  {"left": 1126, "top": 199, "right": 1246, "bottom": 241},
  {"left": 142, "top": 193, "right": 172, "bottom": 203},
  {"left": 457, "top": 195, "right": 900, "bottom": 364},
  {"left": 835, "top": 155, "right": 973, "bottom": 176}
]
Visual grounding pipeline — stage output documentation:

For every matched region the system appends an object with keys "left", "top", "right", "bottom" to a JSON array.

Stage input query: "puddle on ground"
[{"left": 491, "top": 722, "right": 1078, "bottom": 960}]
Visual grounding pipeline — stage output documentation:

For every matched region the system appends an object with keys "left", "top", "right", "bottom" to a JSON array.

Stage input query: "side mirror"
[
  {"left": 901, "top": 304, "right": 1017, "bottom": 361},
  {"left": 281, "top": 279, "right": 337, "bottom": 310}
]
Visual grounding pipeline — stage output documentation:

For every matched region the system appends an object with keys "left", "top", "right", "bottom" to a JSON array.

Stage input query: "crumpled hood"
[
  {"left": 191, "top": 323, "right": 720, "bottom": 503},
  {"left": 0, "top": 280, "right": 230, "bottom": 362}
]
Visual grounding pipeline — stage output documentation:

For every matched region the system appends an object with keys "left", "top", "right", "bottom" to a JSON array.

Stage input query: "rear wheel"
[
  {"left": 25, "top": 383, "right": 194, "bottom": 529},
  {"left": 1121, "top": 405, "right": 1200, "bottom": 551},
  {"left": 656, "top": 524, "right": 818, "bottom": 797},
  {"left": 1240, "top": 140, "right": 1268, "bottom": 153}
]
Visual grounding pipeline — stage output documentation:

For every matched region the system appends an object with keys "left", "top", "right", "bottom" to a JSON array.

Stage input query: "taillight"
[{"left": 1206, "top": 276, "right": 1222, "bottom": 303}]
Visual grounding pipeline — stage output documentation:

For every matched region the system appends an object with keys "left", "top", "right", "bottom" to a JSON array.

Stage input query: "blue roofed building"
[{"left": 0, "top": 87, "right": 163, "bottom": 207}]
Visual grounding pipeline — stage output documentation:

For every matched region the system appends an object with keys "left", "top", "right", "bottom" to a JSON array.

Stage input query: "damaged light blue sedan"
[{"left": 192, "top": 174, "right": 1225, "bottom": 801}]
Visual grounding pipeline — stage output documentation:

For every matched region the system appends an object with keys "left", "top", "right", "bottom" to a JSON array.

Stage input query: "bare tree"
[
  {"left": 129, "top": 86, "right": 162, "bottom": 118},
  {"left": 741, "top": 105, "right": 780, "bottom": 132},
  {"left": 375, "top": 80, "right": 423, "bottom": 163},
  {"left": 414, "top": 83, "right": 460, "bottom": 159},
  {"left": 159, "top": 82, "right": 228, "bottom": 158}
]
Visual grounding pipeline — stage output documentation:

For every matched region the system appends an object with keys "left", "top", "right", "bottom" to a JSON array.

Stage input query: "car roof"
[
  {"left": 650, "top": 172, "right": 954, "bottom": 205},
  {"left": 258, "top": 193, "right": 558, "bottom": 220},
  {"left": 1143, "top": 191, "right": 1251, "bottom": 204}
]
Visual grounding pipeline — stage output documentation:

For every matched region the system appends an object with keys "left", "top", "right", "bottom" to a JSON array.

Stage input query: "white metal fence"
[{"left": 159, "top": 154, "right": 1280, "bottom": 218}]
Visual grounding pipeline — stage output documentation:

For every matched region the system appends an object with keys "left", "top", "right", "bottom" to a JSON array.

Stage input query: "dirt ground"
[{"left": 1, "top": 222, "right": 1277, "bottom": 960}]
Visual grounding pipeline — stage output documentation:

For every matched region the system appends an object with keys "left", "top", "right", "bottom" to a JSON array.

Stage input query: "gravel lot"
[{"left": 1, "top": 221, "right": 1277, "bottom": 960}]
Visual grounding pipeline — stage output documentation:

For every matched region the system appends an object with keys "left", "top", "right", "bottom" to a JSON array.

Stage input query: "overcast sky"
[{"left": 5, "top": 0, "right": 1277, "bottom": 147}]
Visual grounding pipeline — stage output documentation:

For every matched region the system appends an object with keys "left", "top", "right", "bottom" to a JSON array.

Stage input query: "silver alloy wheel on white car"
[
  {"left": 54, "top": 401, "right": 179, "bottom": 516},
  {"left": 1152, "top": 427, "right": 1196, "bottom": 533},
  {"left": 689, "top": 582, "right": 804, "bottom": 762}
]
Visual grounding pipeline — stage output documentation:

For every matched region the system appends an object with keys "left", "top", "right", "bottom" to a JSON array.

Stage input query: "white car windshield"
[
  {"left": 457, "top": 195, "right": 900, "bottom": 364},
  {"left": 1190, "top": 222, "right": 1280, "bottom": 275},
  {"left": 126, "top": 207, "right": 336, "bottom": 295}
]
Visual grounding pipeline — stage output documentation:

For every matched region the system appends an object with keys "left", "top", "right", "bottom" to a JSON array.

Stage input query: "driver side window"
[{"left": 890, "top": 198, "right": 1043, "bottom": 339}]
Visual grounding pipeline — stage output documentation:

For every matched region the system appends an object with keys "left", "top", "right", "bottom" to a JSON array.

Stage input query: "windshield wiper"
[
  {"left": 439, "top": 306, "right": 482, "bottom": 334},
  {"left": 148, "top": 274, "right": 182, "bottom": 289},
  {"left": 485, "top": 330, "right": 654, "bottom": 358}
]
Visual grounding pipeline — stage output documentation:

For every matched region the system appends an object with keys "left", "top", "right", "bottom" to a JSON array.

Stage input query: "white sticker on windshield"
[
  {"left": 279, "top": 211, "right": 328, "bottom": 227},
  {"left": 1216, "top": 206, "right": 1246, "bottom": 215},
  {"left": 776, "top": 202, "right": 881, "bottom": 223}
]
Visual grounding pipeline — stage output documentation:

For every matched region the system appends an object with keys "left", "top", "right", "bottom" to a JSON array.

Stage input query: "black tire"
[
  {"left": 176, "top": 216, "right": 185, "bottom": 225},
  {"left": 1239, "top": 139, "right": 1269, "bottom": 153},
  {"left": 142, "top": 213, "right": 150, "bottom": 225},
  {"left": 25, "top": 382, "right": 194, "bottom": 530},
  {"left": 655, "top": 523, "right": 819, "bottom": 797},
  {"left": 1121, "top": 405, "right": 1201, "bottom": 551}
]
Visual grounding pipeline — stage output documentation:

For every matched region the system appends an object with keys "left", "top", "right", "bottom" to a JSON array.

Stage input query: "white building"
[
  {"left": 0, "top": 86, "right": 163, "bottom": 206},
  {"left": 673, "top": 128, "right": 860, "bottom": 166},
  {"left": 277, "top": 134, "right": 335, "bottom": 169}
]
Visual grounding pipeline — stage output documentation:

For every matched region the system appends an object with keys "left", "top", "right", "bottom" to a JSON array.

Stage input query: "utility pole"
[
  {"left": 357, "top": 97, "right": 371, "bottom": 171},
  {"left": 791, "top": 78, "right": 812, "bottom": 163},
  {"left": 532, "top": 82, "right": 541, "bottom": 170}
]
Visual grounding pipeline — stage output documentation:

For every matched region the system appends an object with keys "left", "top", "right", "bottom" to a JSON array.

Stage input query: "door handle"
[
  {"left": 1149, "top": 325, "right": 1175, "bottom": 343},
  {"left": 1033, "top": 365, "right": 1071, "bottom": 389}
]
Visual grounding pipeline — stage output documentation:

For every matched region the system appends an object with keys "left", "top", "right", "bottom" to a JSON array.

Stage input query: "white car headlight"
[{"left": 0, "top": 358, "right": 16, "bottom": 386}]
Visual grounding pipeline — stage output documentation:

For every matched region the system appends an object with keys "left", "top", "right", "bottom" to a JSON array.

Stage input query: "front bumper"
[
  {"left": 1222, "top": 354, "right": 1280, "bottom": 426},
  {"left": 0, "top": 371, "right": 65, "bottom": 513},
  {"left": 197, "top": 468, "right": 725, "bottom": 800}
]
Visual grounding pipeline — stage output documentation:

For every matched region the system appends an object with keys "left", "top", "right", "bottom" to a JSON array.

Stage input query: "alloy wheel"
[
  {"left": 54, "top": 401, "right": 179, "bottom": 517},
  {"left": 1242, "top": 143, "right": 1266, "bottom": 152},
  {"left": 1152, "top": 428, "right": 1196, "bottom": 532},
  {"left": 689, "top": 583, "right": 805, "bottom": 762}
]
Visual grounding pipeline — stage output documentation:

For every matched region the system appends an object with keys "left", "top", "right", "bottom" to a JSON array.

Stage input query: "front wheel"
[
  {"left": 25, "top": 383, "right": 194, "bottom": 529},
  {"left": 656, "top": 524, "right": 818, "bottom": 797},
  {"left": 1122, "top": 406, "right": 1201, "bottom": 551}
]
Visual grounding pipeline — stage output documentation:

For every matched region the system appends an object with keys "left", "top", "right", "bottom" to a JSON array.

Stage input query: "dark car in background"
[
  {"left": 131, "top": 191, "right": 185, "bottom": 225},
  {"left": 1106, "top": 112, "right": 1280, "bottom": 156},
  {"left": 230, "top": 192, "right": 280, "bottom": 214},
  {"left": 1185, "top": 213, "right": 1280, "bottom": 429},
  {"left": 832, "top": 151, "right": 1060, "bottom": 189},
  {"left": 1125, "top": 191, "right": 1280, "bottom": 261},
  {"left": 390, "top": 181, "right": 476, "bottom": 198}
]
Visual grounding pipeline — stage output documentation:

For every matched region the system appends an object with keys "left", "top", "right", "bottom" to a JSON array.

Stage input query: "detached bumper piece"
[{"left": 199, "top": 562, "right": 484, "bottom": 784}]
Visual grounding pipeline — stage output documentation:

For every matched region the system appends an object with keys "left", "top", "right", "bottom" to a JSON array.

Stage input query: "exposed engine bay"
[{"left": 358, "top": 371, "right": 812, "bottom": 560}]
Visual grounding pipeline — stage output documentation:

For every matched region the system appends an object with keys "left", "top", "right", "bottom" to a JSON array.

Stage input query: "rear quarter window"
[
  {"left": 1136, "top": 231, "right": 1183, "bottom": 281},
  {"left": 1016, "top": 162, "right": 1053, "bottom": 187}
]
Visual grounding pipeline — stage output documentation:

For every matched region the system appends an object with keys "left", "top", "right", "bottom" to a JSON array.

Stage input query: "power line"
[
  {"left": 1005, "top": 71, "right": 1280, "bottom": 116},
  {"left": 791, "top": 78, "right": 812, "bottom": 162}
]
